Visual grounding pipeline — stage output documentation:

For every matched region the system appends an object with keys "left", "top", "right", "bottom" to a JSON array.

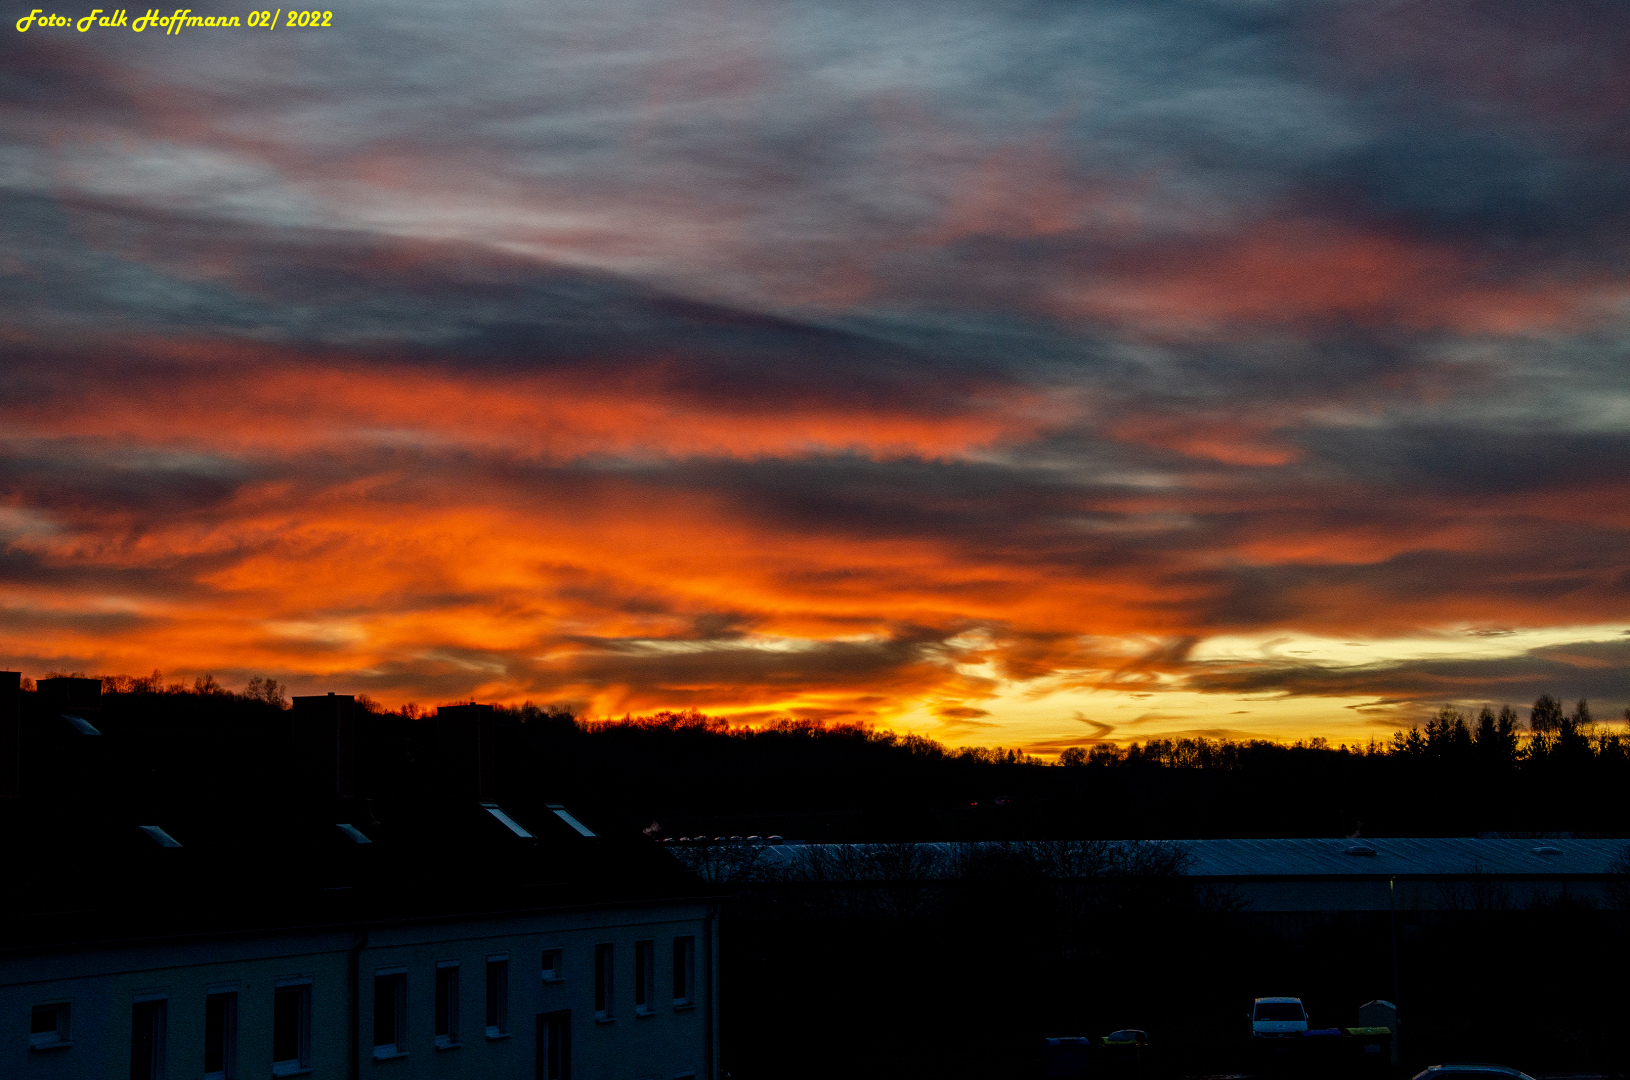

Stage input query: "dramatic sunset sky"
[{"left": 3, "top": 0, "right": 1628, "bottom": 752}]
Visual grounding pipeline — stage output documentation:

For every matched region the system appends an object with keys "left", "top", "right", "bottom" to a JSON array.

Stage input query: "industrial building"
[{"left": 743, "top": 835, "right": 1625, "bottom": 913}]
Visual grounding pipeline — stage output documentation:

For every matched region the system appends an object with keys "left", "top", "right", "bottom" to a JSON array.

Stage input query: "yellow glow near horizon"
[{"left": 639, "top": 623, "right": 1630, "bottom": 756}]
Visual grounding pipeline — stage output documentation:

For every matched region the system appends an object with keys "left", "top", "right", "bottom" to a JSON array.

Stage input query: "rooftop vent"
[
  {"left": 1344, "top": 844, "right": 1379, "bottom": 856},
  {"left": 139, "top": 825, "right": 182, "bottom": 848},
  {"left": 436, "top": 703, "right": 497, "bottom": 802},
  {"left": 38, "top": 676, "right": 101, "bottom": 712},
  {"left": 1532, "top": 845, "right": 1562, "bottom": 856},
  {"left": 291, "top": 693, "right": 358, "bottom": 800}
]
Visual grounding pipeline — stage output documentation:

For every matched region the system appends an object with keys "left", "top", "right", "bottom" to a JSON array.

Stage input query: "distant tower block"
[
  {"left": 0, "top": 672, "right": 18, "bottom": 799},
  {"left": 291, "top": 693, "right": 358, "bottom": 800},
  {"left": 435, "top": 703, "right": 497, "bottom": 802}
]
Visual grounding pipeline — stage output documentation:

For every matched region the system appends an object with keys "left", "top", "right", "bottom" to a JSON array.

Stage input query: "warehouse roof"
[
  {"left": 1178, "top": 836, "right": 1624, "bottom": 878},
  {"left": 745, "top": 837, "right": 1626, "bottom": 880}
]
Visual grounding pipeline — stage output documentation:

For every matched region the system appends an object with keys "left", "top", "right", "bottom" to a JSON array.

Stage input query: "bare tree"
[
  {"left": 1605, "top": 845, "right": 1630, "bottom": 912},
  {"left": 669, "top": 841, "right": 767, "bottom": 886}
]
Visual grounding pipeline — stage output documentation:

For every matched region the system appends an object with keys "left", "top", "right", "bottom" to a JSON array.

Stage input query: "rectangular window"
[
  {"left": 435, "top": 963, "right": 460, "bottom": 1047},
  {"left": 536, "top": 1010, "right": 571, "bottom": 1080},
  {"left": 271, "top": 982, "right": 310, "bottom": 1076},
  {"left": 486, "top": 958, "right": 509, "bottom": 1037},
  {"left": 633, "top": 940, "right": 654, "bottom": 1014},
  {"left": 131, "top": 998, "right": 167, "bottom": 1080},
  {"left": 673, "top": 936, "right": 695, "bottom": 1006},
  {"left": 593, "top": 944, "right": 614, "bottom": 1020},
  {"left": 541, "top": 948, "right": 563, "bottom": 982},
  {"left": 373, "top": 972, "right": 407, "bottom": 1058},
  {"left": 30, "top": 1002, "right": 70, "bottom": 1049},
  {"left": 204, "top": 992, "right": 237, "bottom": 1079}
]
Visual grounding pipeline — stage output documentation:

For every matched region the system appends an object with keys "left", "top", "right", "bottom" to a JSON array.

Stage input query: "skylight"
[
  {"left": 480, "top": 803, "right": 535, "bottom": 839},
  {"left": 336, "top": 823, "right": 373, "bottom": 844},
  {"left": 546, "top": 803, "right": 597, "bottom": 838},
  {"left": 62, "top": 714, "right": 101, "bottom": 735},
  {"left": 140, "top": 825, "right": 182, "bottom": 847}
]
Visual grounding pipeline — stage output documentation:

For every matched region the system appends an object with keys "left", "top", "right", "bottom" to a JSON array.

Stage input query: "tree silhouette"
[{"left": 1530, "top": 693, "right": 1565, "bottom": 733}]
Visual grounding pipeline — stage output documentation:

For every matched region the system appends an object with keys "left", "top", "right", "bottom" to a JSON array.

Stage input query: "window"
[
  {"left": 485, "top": 957, "right": 509, "bottom": 1037},
  {"left": 271, "top": 981, "right": 311, "bottom": 1076},
  {"left": 541, "top": 948, "right": 563, "bottom": 983},
  {"left": 373, "top": 972, "right": 407, "bottom": 1058},
  {"left": 672, "top": 936, "right": 695, "bottom": 1007},
  {"left": 130, "top": 998, "right": 167, "bottom": 1080},
  {"left": 633, "top": 941, "right": 655, "bottom": 1015},
  {"left": 435, "top": 963, "right": 460, "bottom": 1048},
  {"left": 536, "top": 1010, "right": 571, "bottom": 1080},
  {"left": 593, "top": 945, "right": 614, "bottom": 1020},
  {"left": 204, "top": 992, "right": 237, "bottom": 1079},
  {"left": 29, "top": 1002, "right": 69, "bottom": 1049},
  {"left": 481, "top": 803, "right": 535, "bottom": 838},
  {"left": 546, "top": 803, "right": 597, "bottom": 837}
]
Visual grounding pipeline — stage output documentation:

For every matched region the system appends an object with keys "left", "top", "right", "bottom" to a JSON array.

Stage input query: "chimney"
[
  {"left": 38, "top": 676, "right": 101, "bottom": 713},
  {"left": 291, "top": 693, "right": 358, "bottom": 800},
  {"left": 0, "top": 672, "right": 18, "bottom": 799},
  {"left": 435, "top": 703, "right": 496, "bottom": 802}
]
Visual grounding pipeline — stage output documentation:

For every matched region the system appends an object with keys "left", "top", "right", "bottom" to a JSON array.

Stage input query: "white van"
[{"left": 1250, "top": 997, "right": 1308, "bottom": 1039}]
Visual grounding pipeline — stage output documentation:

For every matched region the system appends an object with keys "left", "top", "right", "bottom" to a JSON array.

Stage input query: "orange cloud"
[{"left": 5, "top": 339, "right": 1067, "bottom": 462}]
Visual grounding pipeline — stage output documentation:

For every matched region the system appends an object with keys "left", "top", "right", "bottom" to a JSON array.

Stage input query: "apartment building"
[{"left": 0, "top": 674, "right": 719, "bottom": 1079}]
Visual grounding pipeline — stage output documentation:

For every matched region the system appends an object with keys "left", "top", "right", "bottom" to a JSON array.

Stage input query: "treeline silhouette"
[
  {"left": 25, "top": 673, "right": 1630, "bottom": 839},
  {"left": 21, "top": 674, "right": 1629, "bottom": 1077}
]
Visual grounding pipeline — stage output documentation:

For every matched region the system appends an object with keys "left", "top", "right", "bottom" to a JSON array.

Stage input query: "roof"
[
  {"left": 1178, "top": 837, "right": 1624, "bottom": 878},
  {"left": 0, "top": 691, "right": 711, "bottom": 954},
  {"left": 748, "top": 837, "right": 1626, "bottom": 880}
]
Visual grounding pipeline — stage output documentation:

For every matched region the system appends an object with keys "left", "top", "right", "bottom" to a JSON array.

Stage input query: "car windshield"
[{"left": 1255, "top": 1003, "right": 1305, "bottom": 1021}]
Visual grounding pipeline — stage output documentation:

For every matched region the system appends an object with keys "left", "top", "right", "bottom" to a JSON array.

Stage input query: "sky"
[{"left": 3, "top": 0, "right": 1629, "bottom": 753}]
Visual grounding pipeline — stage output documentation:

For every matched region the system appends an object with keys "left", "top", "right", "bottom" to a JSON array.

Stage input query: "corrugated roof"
[
  {"left": 747, "top": 838, "right": 1625, "bottom": 879},
  {"left": 1178, "top": 837, "right": 1624, "bottom": 878}
]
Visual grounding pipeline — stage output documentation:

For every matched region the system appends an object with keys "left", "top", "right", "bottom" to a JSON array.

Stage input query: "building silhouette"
[{"left": 0, "top": 674, "right": 718, "bottom": 1079}]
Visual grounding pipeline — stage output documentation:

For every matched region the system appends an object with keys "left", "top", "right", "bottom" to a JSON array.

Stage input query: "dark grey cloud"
[
  {"left": 1301, "top": 425, "right": 1630, "bottom": 496},
  {"left": 1184, "top": 635, "right": 1630, "bottom": 713},
  {"left": 0, "top": 439, "right": 251, "bottom": 517}
]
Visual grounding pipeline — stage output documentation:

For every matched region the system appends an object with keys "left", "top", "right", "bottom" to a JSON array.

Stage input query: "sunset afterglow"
[{"left": 4, "top": 0, "right": 1629, "bottom": 752}]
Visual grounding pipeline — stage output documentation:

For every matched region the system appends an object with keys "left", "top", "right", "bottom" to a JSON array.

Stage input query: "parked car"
[
  {"left": 1411, "top": 1066, "right": 1536, "bottom": 1080},
  {"left": 1249, "top": 997, "right": 1308, "bottom": 1041}
]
